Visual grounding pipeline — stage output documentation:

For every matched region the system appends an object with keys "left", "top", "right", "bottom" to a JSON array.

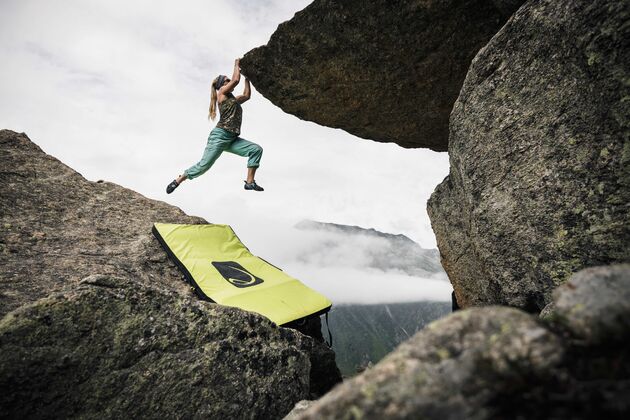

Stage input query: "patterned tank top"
[{"left": 216, "top": 93, "right": 243, "bottom": 135}]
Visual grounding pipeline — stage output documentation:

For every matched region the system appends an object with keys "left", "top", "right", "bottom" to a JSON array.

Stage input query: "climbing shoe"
[
  {"left": 166, "top": 179, "right": 180, "bottom": 194},
  {"left": 244, "top": 180, "right": 264, "bottom": 191}
]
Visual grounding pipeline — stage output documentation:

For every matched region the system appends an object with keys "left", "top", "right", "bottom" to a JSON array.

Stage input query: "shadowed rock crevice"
[{"left": 241, "top": 0, "right": 524, "bottom": 151}]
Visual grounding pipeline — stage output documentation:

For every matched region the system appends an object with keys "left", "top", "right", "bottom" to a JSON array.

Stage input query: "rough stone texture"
[
  {"left": 241, "top": 0, "right": 523, "bottom": 151},
  {"left": 0, "top": 130, "right": 341, "bottom": 417},
  {"left": 428, "top": 0, "right": 630, "bottom": 311},
  {"left": 546, "top": 265, "right": 630, "bottom": 417},
  {"left": 296, "top": 266, "right": 630, "bottom": 418},
  {"left": 283, "top": 400, "right": 316, "bottom": 420},
  {"left": 290, "top": 317, "right": 343, "bottom": 397},
  {"left": 553, "top": 264, "right": 630, "bottom": 345},
  {"left": 0, "top": 130, "right": 200, "bottom": 316},
  {"left": 0, "top": 275, "right": 313, "bottom": 419},
  {"left": 297, "top": 307, "right": 565, "bottom": 419},
  {"left": 538, "top": 301, "right": 556, "bottom": 321}
]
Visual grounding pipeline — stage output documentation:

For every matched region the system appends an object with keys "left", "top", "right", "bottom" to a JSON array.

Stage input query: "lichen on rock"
[
  {"left": 0, "top": 275, "right": 314, "bottom": 418},
  {"left": 295, "top": 265, "right": 630, "bottom": 419},
  {"left": 428, "top": 0, "right": 630, "bottom": 311},
  {"left": 552, "top": 264, "right": 630, "bottom": 345},
  {"left": 296, "top": 306, "right": 564, "bottom": 419}
]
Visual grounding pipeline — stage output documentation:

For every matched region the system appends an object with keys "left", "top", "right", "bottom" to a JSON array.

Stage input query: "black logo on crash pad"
[{"left": 212, "top": 261, "right": 264, "bottom": 288}]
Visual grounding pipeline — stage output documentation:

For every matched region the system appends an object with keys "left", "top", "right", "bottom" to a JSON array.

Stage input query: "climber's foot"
[
  {"left": 166, "top": 179, "right": 180, "bottom": 194},
  {"left": 244, "top": 180, "right": 264, "bottom": 191}
]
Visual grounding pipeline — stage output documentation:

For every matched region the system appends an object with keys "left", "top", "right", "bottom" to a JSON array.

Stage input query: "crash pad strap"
[{"left": 325, "top": 312, "right": 333, "bottom": 348}]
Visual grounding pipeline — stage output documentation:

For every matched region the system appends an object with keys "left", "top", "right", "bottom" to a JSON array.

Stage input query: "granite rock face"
[
  {"left": 0, "top": 130, "right": 341, "bottom": 418},
  {"left": 428, "top": 0, "right": 630, "bottom": 310},
  {"left": 241, "top": 0, "right": 523, "bottom": 151},
  {"left": 0, "top": 130, "right": 200, "bottom": 317},
  {"left": 284, "top": 400, "right": 316, "bottom": 420},
  {"left": 0, "top": 276, "right": 312, "bottom": 419},
  {"left": 299, "top": 306, "right": 564, "bottom": 419},
  {"left": 552, "top": 264, "right": 630, "bottom": 346},
  {"left": 296, "top": 265, "right": 630, "bottom": 419}
]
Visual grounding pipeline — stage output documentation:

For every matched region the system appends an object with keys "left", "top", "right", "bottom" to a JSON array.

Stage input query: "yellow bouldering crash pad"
[{"left": 152, "top": 223, "right": 332, "bottom": 326}]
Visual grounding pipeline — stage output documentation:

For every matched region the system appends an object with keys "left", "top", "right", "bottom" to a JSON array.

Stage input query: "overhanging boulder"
[{"left": 241, "top": 0, "right": 523, "bottom": 151}]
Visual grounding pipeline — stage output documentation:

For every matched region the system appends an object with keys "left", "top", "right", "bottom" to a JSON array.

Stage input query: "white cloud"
[
  {"left": 227, "top": 217, "right": 452, "bottom": 304},
  {"left": 287, "top": 264, "right": 452, "bottom": 304}
]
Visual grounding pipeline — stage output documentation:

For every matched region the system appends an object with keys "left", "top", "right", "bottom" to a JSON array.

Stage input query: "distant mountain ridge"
[
  {"left": 296, "top": 220, "right": 421, "bottom": 244},
  {"left": 295, "top": 219, "right": 446, "bottom": 278}
]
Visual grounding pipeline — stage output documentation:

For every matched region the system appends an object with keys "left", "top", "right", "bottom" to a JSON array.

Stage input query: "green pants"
[{"left": 184, "top": 127, "right": 263, "bottom": 180}]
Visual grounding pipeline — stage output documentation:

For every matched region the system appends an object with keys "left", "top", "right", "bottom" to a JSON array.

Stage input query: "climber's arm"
[
  {"left": 236, "top": 78, "right": 251, "bottom": 104},
  {"left": 220, "top": 58, "right": 241, "bottom": 95}
]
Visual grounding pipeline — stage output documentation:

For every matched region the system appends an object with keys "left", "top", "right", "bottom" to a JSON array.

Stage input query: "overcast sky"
[{"left": 0, "top": 0, "right": 452, "bottom": 303}]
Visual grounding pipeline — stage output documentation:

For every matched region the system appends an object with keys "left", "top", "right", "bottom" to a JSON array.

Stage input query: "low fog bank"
[
  {"left": 286, "top": 264, "right": 452, "bottom": 304},
  {"left": 235, "top": 217, "right": 453, "bottom": 304}
]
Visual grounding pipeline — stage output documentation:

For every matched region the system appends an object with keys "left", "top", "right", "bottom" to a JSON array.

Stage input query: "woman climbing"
[{"left": 166, "top": 58, "right": 264, "bottom": 193}]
